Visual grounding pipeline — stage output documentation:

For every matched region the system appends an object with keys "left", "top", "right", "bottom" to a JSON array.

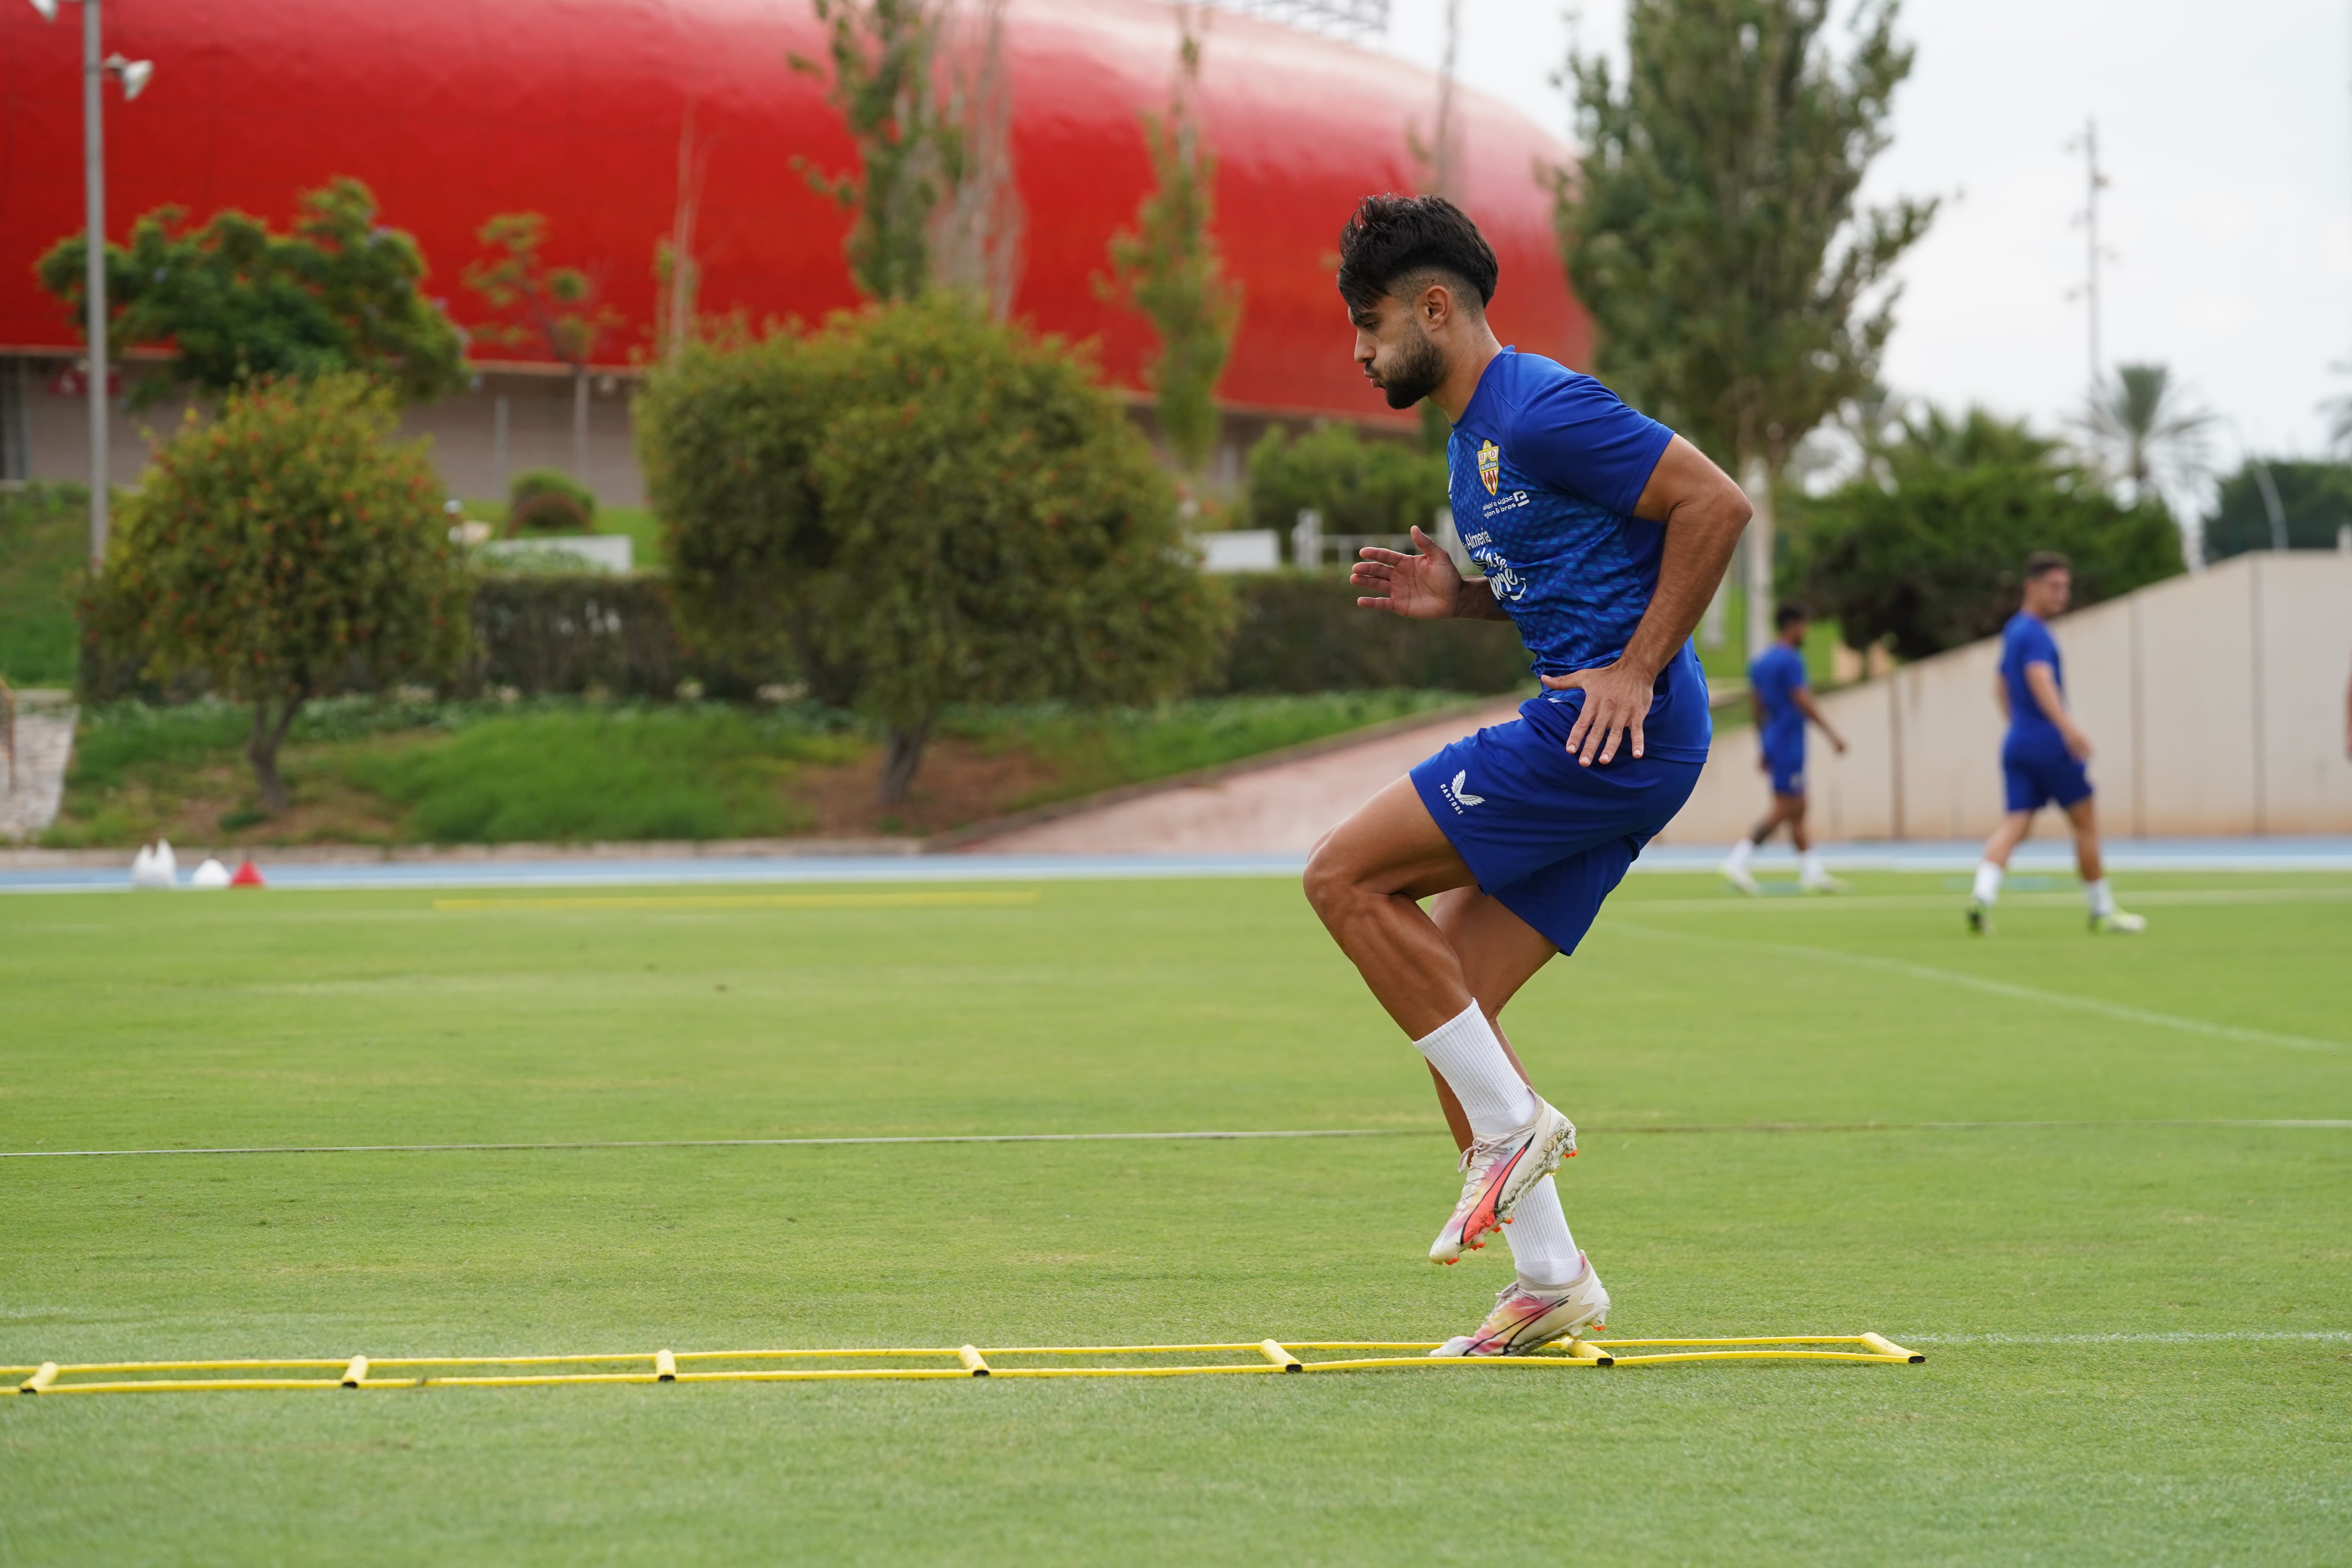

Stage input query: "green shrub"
[
  {"left": 1790, "top": 407, "right": 2183, "bottom": 659},
  {"left": 466, "top": 574, "right": 679, "bottom": 696},
  {"left": 1212, "top": 573, "right": 1531, "bottom": 694},
  {"left": 1244, "top": 423, "right": 1449, "bottom": 550},
  {"left": 508, "top": 468, "right": 596, "bottom": 534},
  {"left": 90, "top": 373, "right": 469, "bottom": 809},
  {"left": 644, "top": 296, "right": 1230, "bottom": 802}
]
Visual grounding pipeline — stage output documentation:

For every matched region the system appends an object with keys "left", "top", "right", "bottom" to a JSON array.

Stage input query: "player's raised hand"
[
  {"left": 1540, "top": 660, "right": 1653, "bottom": 767},
  {"left": 1350, "top": 525, "right": 1461, "bottom": 619}
]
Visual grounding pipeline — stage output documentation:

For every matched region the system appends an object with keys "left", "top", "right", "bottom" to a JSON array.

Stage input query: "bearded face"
[{"left": 1368, "top": 313, "right": 1448, "bottom": 410}]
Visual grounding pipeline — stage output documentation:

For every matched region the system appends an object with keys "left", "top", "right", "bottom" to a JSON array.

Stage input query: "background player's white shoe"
[
  {"left": 2090, "top": 910, "right": 2146, "bottom": 933},
  {"left": 1428, "top": 1258, "right": 1611, "bottom": 1357},
  {"left": 1427, "top": 1101, "right": 1577, "bottom": 1264},
  {"left": 1721, "top": 858, "right": 1761, "bottom": 896},
  {"left": 1800, "top": 871, "right": 1848, "bottom": 895}
]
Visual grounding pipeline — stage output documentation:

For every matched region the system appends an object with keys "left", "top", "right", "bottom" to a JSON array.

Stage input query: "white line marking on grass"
[
  {"left": 1910, "top": 1331, "right": 2352, "bottom": 1345},
  {"left": 5, "top": 1120, "right": 2347, "bottom": 1159},
  {"left": 1608, "top": 923, "right": 2347, "bottom": 1054},
  {"left": 0, "top": 1128, "right": 1435, "bottom": 1159},
  {"left": 1620, "top": 886, "right": 2352, "bottom": 916}
]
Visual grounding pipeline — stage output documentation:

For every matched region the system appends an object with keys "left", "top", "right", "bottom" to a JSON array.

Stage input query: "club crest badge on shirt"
[{"left": 1477, "top": 439, "right": 1501, "bottom": 495}]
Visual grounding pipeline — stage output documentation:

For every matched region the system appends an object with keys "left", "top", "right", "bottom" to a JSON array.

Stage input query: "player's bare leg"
[
  {"left": 1969, "top": 808, "right": 2035, "bottom": 933},
  {"left": 1303, "top": 775, "right": 1484, "bottom": 1035},
  {"left": 1725, "top": 794, "right": 1796, "bottom": 894},
  {"left": 2067, "top": 796, "right": 2142, "bottom": 931},
  {"left": 1304, "top": 780, "right": 1578, "bottom": 1263}
]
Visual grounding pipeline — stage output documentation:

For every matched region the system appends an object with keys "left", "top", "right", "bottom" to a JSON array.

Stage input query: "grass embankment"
[
  {"left": 1, "top": 873, "right": 2345, "bottom": 1563},
  {"left": 42, "top": 690, "right": 1474, "bottom": 848},
  {"left": 0, "top": 483, "right": 86, "bottom": 687}
]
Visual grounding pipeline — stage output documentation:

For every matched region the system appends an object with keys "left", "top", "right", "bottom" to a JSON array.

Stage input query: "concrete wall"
[
  {"left": 3, "top": 351, "right": 1326, "bottom": 510},
  {"left": 1657, "top": 551, "right": 2352, "bottom": 844},
  {"left": 5, "top": 356, "right": 651, "bottom": 507}
]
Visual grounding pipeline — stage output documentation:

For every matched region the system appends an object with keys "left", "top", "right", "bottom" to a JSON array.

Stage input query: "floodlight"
[
  {"left": 104, "top": 52, "right": 153, "bottom": 99},
  {"left": 27, "top": 0, "right": 60, "bottom": 24}
]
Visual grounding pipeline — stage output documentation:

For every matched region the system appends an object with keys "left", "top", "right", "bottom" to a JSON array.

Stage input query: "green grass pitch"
[{"left": 3, "top": 872, "right": 2347, "bottom": 1564}]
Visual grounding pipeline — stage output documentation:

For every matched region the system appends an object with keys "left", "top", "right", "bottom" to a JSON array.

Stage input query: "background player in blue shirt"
[
  {"left": 1301, "top": 195, "right": 1750, "bottom": 1356},
  {"left": 1966, "top": 551, "right": 2145, "bottom": 935},
  {"left": 1722, "top": 602, "right": 1848, "bottom": 895}
]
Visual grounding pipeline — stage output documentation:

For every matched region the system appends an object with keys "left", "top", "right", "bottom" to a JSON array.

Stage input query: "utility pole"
[
  {"left": 30, "top": 0, "right": 151, "bottom": 567},
  {"left": 2070, "top": 116, "right": 2109, "bottom": 403},
  {"left": 79, "top": 0, "right": 110, "bottom": 566}
]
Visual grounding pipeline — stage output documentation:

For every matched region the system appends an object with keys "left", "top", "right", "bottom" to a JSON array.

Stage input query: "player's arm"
[
  {"left": 1544, "top": 435, "right": 1749, "bottom": 765},
  {"left": 1792, "top": 685, "right": 1846, "bottom": 753},
  {"left": 1349, "top": 526, "right": 1511, "bottom": 621},
  {"left": 1993, "top": 669, "right": 2009, "bottom": 722},
  {"left": 2024, "top": 661, "right": 2092, "bottom": 761}
]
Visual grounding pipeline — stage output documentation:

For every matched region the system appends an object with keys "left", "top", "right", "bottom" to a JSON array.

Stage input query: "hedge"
[
  {"left": 1211, "top": 572, "right": 1531, "bottom": 695},
  {"left": 81, "top": 570, "right": 1535, "bottom": 703}
]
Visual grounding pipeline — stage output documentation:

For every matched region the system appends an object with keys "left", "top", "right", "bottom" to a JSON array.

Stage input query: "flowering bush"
[{"left": 93, "top": 373, "right": 467, "bottom": 811}]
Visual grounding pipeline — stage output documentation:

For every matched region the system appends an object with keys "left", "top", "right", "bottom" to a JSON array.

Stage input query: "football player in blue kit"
[
  {"left": 1722, "top": 602, "right": 1848, "bottom": 895},
  {"left": 1966, "top": 551, "right": 2145, "bottom": 935},
  {"left": 1301, "top": 195, "right": 1750, "bottom": 1355}
]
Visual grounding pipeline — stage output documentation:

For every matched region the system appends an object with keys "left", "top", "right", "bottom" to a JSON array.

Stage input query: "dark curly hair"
[{"left": 1335, "top": 194, "right": 1499, "bottom": 315}]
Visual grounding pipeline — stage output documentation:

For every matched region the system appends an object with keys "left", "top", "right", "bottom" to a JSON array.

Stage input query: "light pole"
[{"left": 28, "top": 0, "right": 152, "bottom": 569}]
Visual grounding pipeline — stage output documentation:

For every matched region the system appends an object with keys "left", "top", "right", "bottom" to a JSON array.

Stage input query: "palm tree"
[{"left": 2080, "top": 362, "right": 2215, "bottom": 500}]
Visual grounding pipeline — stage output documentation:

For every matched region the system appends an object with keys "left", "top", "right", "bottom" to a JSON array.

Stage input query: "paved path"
[
  {"left": 969, "top": 701, "right": 1527, "bottom": 855},
  {"left": 0, "top": 704, "right": 75, "bottom": 843}
]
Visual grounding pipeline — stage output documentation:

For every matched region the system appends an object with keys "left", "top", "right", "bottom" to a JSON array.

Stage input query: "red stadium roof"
[{"left": 0, "top": 0, "right": 1586, "bottom": 423}]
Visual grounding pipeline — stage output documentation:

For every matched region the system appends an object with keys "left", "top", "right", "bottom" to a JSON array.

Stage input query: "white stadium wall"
[{"left": 1656, "top": 551, "right": 2352, "bottom": 844}]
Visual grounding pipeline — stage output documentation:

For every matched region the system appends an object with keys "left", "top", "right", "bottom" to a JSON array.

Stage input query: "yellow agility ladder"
[{"left": 9, "top": 1334, "right": 1923, "bottom": 1394}]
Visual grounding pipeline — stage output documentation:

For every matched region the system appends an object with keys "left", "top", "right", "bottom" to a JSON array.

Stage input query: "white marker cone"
[{"left": 191, "top": 857, "right": 231, "bottom": 890}]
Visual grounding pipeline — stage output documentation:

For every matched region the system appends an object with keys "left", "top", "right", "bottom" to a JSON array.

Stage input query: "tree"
[
  {"left": 2202, "top": 459, "right": 2352, "bottom": 562},
  {"left": 2076, "top": 363, "right": 2215, "bottom": 557},
  {"left": 641, "top": 298, "right": 1229, "bottom": 804},
  {"left": 1553, "top": 0, "right": 1934, "bottom": 656},
  {"left": 464, "top": 213, "right": 622, "bottom": 479},
  {"left": 1101, "top": 3, "right": 1240, "bottom": 479},
  {"left": 793, "top": 0, "right": 954, "bottom": 303},
  {"left": 1791, "top": 406, "right": 2182, "bottom": 660},
  {"left": 35, "top": 178, "right": 465, "bottom": 407},
  {"left": 928, "top": 0, "right": 1025, "bottom": 317},
  {"left": 92, "top": 374, "right": 466, "bottom": 811},
  {"left": 1245, "top": 424, "right": 1448, "bottom": 545}
]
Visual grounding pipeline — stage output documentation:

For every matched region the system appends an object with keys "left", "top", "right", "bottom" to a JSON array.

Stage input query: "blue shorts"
[
  {"left": 1410, "top": 695, "right": 1704, "bottom": 955},
  {"left": 1764, "top": 745, "right": 1805, "bottom": 797},
  {"left": 2002, "top": 734, "right": 2092, "bottom": 814}
]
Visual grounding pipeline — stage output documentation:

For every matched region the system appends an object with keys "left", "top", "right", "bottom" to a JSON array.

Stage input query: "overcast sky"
[{"left": 1367, "top": 0, "right": 2351, "bottom": 467}]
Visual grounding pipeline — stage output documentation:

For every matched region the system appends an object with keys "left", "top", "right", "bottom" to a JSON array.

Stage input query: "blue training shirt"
[
  {"left": 1999, "top": 612, "right": 2066, "bottom": 749},
  {"left": 1446, "top": 349, "right": 1709, "bottom": 763},
  {"left": 1749, "top": 642, "right": 1808, "bottom": 760}
]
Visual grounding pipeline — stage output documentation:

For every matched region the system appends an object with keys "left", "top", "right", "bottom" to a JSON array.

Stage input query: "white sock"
[
  {"left": 1505, "top": 1176, "right": 1581, "bottom": 1290},
  {"left": 1412, "top": 1002, "right": 1538, "bottom": 1139},
  {"left": 1725, "top": 838, "right": 1755, "bottom": 873},
  {"left": 1972, "top": 861, "right": 2004, "bottom": 905},
  {"left": 2085, "top": 877, "right": 2115, "bottom": 917},
  {"left": 1800, "top": 849, "right": 1827, "bottom": 882}
]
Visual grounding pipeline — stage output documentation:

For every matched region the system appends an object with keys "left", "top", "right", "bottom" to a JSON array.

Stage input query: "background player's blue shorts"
[
  {"left": 2002, "top": 732, "right": 2092, "bottom": 814},
  {"left": 1409, "top": 694, "right": 1704, "bottom": 956},
  {"left": 1764, "top": 744, "right": 1805, "bottom": 797}
]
